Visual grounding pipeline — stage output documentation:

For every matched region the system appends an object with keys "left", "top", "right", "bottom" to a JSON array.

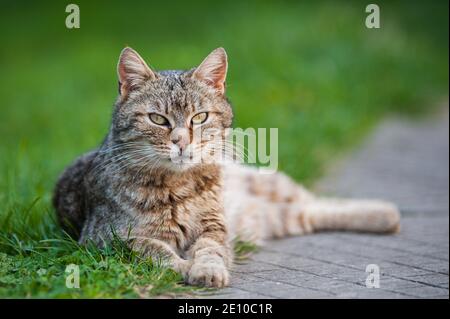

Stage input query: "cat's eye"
[
  {"left": 191, "top": 112, "right": 208, "bottom": 125},
  {"left": 149, "top": 113, "right": 170, "bottom": 126}
]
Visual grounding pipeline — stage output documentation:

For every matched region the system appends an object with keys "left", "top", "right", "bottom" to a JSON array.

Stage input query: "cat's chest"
[{"left": 128, "top": 183, "right": 219, "bottom": 250}]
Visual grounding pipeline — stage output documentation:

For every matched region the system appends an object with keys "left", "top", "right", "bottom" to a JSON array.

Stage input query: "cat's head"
[{"left": 111, "top": 47, "right": 233, "bottom": 172}]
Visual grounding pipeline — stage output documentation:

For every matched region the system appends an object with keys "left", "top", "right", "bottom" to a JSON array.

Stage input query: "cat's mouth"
[
  {"left": 154, "top": 143, "right": 220, "bottom": 171},
  {"left": 170, "top": 154, "right": 195, "bottom": 164},
  {"left": 165, "top": 159, "right": 196, "bottom": 172},
  {"left": 157, "top": 153, "right": 199, "bottom": 172}
]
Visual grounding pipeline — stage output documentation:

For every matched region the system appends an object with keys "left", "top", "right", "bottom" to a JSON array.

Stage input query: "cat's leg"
[
  {"left": 224, "top": 165, "right": 400, "bottom": 241},
  {"left": 184, "top": 221, "right": 232, "bottom": 288},
  {"left": 79, "top": 213, "right": 193, "bottom": 277},
  {"left": 185, "top": 238, "right": 232, "bottom": 288},
  {"left": 228, "top": 198, "right": 313, "bottom": 243},
  {"left": 224, "top": 164, "right": 318, "bottom": 242},
  {"left": 81, "top": 211, "right": 231, "bottom": 288},
  {"left": 130, "top": 237, "right": 192, "bottom": 278},
  {"left": 80, "top": 214, "right": 231, "bottom": 286},
  {"left": 232, "top": 195, "right": 400, "bottom": 242}
]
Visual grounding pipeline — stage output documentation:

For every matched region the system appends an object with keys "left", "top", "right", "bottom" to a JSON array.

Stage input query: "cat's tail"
[
  {"left": 252, "top": 197, "right": 401, "bottom": 242},
  {"left": 300, "top": 198, "right": 401, "bottom": 234}
]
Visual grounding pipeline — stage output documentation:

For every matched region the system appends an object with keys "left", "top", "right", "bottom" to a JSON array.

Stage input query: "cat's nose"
[{"left": 170, "top": 128, "right": 190, "bottom": 153}]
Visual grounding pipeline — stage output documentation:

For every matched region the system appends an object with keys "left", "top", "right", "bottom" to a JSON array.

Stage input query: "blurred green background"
[{"left": 0, "top": 0, "right": 448, "bottom": 297}]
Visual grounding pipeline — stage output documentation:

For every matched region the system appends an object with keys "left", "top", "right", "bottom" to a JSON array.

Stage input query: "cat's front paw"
[{"left": 186, "top": 260, "right": 230, "bottom": 288}]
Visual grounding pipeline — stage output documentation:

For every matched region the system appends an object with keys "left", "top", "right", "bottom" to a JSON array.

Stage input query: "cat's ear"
[
  {"left": 192, "top": 48, "right": 228, "bottom": 95},
  {"left": 117, "top": 47, "right": 156, "bottom": 97}
]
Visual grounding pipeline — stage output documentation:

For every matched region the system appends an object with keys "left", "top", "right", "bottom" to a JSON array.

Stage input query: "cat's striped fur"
[{"left": 53, "top": 47, "right": 400, "bottom": 288}]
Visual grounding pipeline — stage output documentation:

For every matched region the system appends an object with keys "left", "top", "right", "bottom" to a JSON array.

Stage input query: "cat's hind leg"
[
  {"left": 231, "top": 195, "right": 400, "bottom": 244},
  {"left": 224, "top": 165, "right": 400, "bottom": 243}
]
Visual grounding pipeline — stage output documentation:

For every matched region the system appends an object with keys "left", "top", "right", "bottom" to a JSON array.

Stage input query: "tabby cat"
[{"left": 53, "top": 47, "right": 400, "bottom": 288}]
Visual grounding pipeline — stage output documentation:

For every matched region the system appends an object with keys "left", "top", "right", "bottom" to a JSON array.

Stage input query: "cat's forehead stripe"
[
  {"left": 159, "top": 70, "right": 185, "bottom": 91},
  {"left": 159, "top": 70, "right": 184, "bottom": 79},
  {"left": 156, "top": 70, "right": 196, "bottom": 114}
]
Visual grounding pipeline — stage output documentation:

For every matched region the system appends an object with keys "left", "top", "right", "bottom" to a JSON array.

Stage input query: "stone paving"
[{"left": 211, "top": 106, "right": 449, "bottom": 299}]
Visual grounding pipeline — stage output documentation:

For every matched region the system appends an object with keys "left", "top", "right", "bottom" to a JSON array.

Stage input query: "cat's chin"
[{"left": 159, "top": 158, "right": 199, "bottom": 173}]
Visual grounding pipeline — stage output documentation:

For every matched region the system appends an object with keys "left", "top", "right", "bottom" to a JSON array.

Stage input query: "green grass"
[
  {"left": 0, "top": 0, "right": 448, "bottom": 298},
  {"left": 0, "top": 235, "right": 196, "bottom": 298}
]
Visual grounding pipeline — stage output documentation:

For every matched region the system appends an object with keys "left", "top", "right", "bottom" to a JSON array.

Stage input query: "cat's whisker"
[
  {"left": 97, "top": 141, "right": 168, "bottom": 162},
  {"left": 89, "top": 149, "right": 150, "bottom": 176},
  {"left": 205, "top": 138, "right": 249, "bottom": 154},
  {"left": 199, "top": 142, "right": 247, "bottom": 164},
  {"left": 90, "top": 148, "right": 161, "bottom": 178},
  {"left": 109, "top": 151, "right": 161, "bottom": 175},
  {"left": 207, "top": 141, "right": 248, "bottom": 161},
  {"left": 221, "top": 140, "right": 256, "bottom": 160},
  {"left": 97, "top": 141, "right": 149, "bottom": 154}
]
